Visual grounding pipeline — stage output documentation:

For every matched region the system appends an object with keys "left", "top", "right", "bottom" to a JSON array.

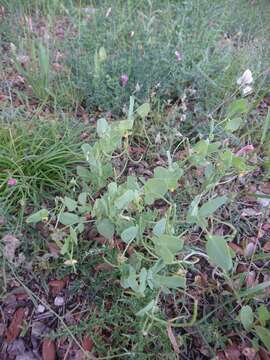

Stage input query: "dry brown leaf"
[
  {"left": 242, "top": 347, "right": 257, "bottom": 360},
  {"left": 167, "top": 323, "right": 180, "bottom": 354},
  {"left": 263, "top": 242, "right": 270, "bottom": 252},
  {"left": 48, "top": 279, "right": 66, "bottom": 296},
  {"left": 5, "top": 307, "right": 27, "bottom": 342},
  {"left": 236, "top": 264, "right": 248, "bottom": 273},
  {"left": 2, "top": 234, "right": 20, "bottom": 262},
  {"left": 245, "top": 271, "right": 256, "bottom": 288},
  {"left": 241, "top": 208, "right": 261, "bottom": 217},
  {"left": 260, "top": 183, "right": 270, "bottom": 195},
  {"left": 94, "top": 263, "right": 114, "bottom": 272},
  {"left": 262, "top": 224, "right": 270, "bottom": 231},
  {"left": 228, "top": 242, "right": 244, "bottom": 256},
  {"left": 259, "top": 348, "right": 270, "bottom": 360},
  {"left": 245, "top": 243, "right": 256, "bottom": 257},
  {"left": 42, "top": 339, "right": 56, "bottom": 360},
  {"left": 224, "top": 345, "right": 241, "bottom": 360},
  {"left": 82, "top": 334, "right": 94, "bottom": 352},
  {"left": 47, "top": 242, "right": 60, "bottom": 258},
  {"left": 217, "top": 351, "right": 227, "bottom": 360}
]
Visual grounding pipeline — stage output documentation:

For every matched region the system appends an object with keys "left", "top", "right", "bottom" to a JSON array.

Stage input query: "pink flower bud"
[
  {"left": 119, "top": 74, "right": 129, "bottom": 87},
  {"left": 175, "top": 51, "right": 182, "bottom": 61},
  {"left": 7, "top": 178, "right": 17, "bottom": 187}
]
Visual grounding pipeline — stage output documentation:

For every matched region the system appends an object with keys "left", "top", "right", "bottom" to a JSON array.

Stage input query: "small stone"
[
  {"left": 37, "top": 304, "right": 45, "bottom": 313},
  {"left": 54, "top": 296, "right": 64, "bottom": 307}
]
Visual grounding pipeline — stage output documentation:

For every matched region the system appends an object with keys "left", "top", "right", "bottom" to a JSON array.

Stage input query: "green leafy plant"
[
  {"left": 26, "top": 97, "right": 256, "bottom": 330},
  {"left": 239, "top": 304, "right": 270, "bottom": 352}
]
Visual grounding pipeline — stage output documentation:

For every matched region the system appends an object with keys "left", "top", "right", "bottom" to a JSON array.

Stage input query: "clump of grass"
[{"left": 0, "top": 119, "right": 82, "bottom": 213}]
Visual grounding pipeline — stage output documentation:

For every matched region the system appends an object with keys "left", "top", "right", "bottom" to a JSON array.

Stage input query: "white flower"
[
  {"left": 237, "top": 69, "right": 253, "bottom": 86},
  {"left": 242, "top": 85, "right": 253, "bottom": 96}
]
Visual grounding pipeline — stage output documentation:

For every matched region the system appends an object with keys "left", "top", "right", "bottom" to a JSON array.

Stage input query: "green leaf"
[
  {"left": 98, "top": 46, "right": 107, "bottom": 61},
  {"left": 97, "top": 118, "right": 109, "bottom": 138},
  {"left": 153, "top": 218, "right": 166, "bottom": 237},
  {"left": 77, "top": 166, "right": 91, "bottom": 182},
  {"left": 240, "top": 305, "right": 254, "bottom": 330},
  {"left": 225, "top": 117, "right": 243, "bottom": 132},
  {"left": 227, "top": 99, "right": 248, "bottom": 117},
  {"left": 121, "top": 226, "right": 138, "bottom": 244},
  {"left": 26, "top": 209, "right": 49, "bottom": 224},
  {"left": 187, "top": 195, "right": 201, "bottom": 223},
  {"left": 121, "top": 265, "right": 139, "bottom": 292},
  {"left": 78, "top": 192, "right": 87, "bottom": 206},
  {"left": 206, "top": 235, "right": 232, "bottom": 272},
  {"left": 155, "top": 275, "right": 186, "bottom": 289},
  {"left": 138, "top": 268, "right": 147, "bottom": 294},
  {"left": 96, "top": 218, "right": 114, "bottom": 240},
  {"left": 154, "top": 165, "right": 183, "bottom": 189},
  {"left": 153, "top": 235, "right": 183, "bottom": 264},
  {"left": 144, "top": 179, "right": 167, "bottom": 205},
  {"left": 136, "top": 102, "right": 150, "bottom": 118},
  {"left": 255, "top": 326, "right": 270, "bottom": 352},
  {"left": 115, "top": 190, "right": 136, "bottom": 210},
  {"left": 136, "top": 300, "right": 156, "bottom": 317},
  {"left": 64, "top": 197, "right": 77, "bottom": 212},
  {"left": 59, "top": 212, "right": 80, "bottom": 226},
  {"left": 155, "top": 245, "right": 174, "bottom": 264},
  {"left": 260, "top": 108, "right": 270, "bottom": 145},
  {"left": 154, "top": 235, "right": 183, "bottom": 254},
  {"left": 199, "top": 196, "right": 228, "bottom": 218},
  {"left": 258, "top": 305, "right": 270, "bottom": 326}
]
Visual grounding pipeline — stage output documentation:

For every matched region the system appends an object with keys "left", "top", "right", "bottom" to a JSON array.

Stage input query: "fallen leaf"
[
  {"left": 0, "top": 323, "right": 5, "bottom": 336},
  {"left": 245, "top": 243, "right": 256, "bottom": 257},
  {"left": 31, "top": 321, "right": 49, "bottom": 338},
  {"left": 167, "top": 323, "right": 180, "bottom": 354},
  {"left": 260, "top": 183, "right": 270, "bottom": 195},
  {"left": 228, "top": 242, "right": 244, "bottom": 256},
  {"left": 224, "top": 345, "right": 241, "bottom": 360},
  {"left": 263, "top": 242, "right": 270, "bottom": 252},
  {"left": 6, "top": 339, "right": 26, "bottom": 357},
  {"left": 42, "top": 339, "right": 56, "bottom": 360},
  {"left": 0, "top": 216, "right": 5, "bottom": 225},
  {"left": 236, "top": 264, "right": 248, "bottom": 273},
  {"left": 241, "top": 208, "right": 261, "bottom": 217},
  {"left": 5, "top": 308, "right": 27, "bottom": 342},
  {"left": 16, "top": 351, "right": 37, "bottom": 360},
  {"left": 245, "top": 271, "right": 256, "bottom": 288},
  {"left": 94, "top": 263, "right": 114, "bottom": 272},
  {"left": 259, "top": 348, "right": 270, "bottom": 360},
  {"left": 236, "top": 144, "right": 254, "bottom": 156},
  {"left": 47, "top": 243, "right": 60, "bottom": 258},
  {"left": 2, "top": 234, "right": 20, "bottom": 262},
  {"left": 242, "top": 347, "right": 257, "bottom": 360},
  {"left": 217, "top": 351, "right": 227, "bottom": 360},
  {"left": 256, "top": 192, "right": 270, "bottom": 208},
  {"left": 262, "top": 224, "right": 270, "bottom": 231},
  {"left": 82, "top": 334, "right": 94, "bottom": 352},
  {"left": 48, "top": 279, "right": 66, "bottom": 296}
]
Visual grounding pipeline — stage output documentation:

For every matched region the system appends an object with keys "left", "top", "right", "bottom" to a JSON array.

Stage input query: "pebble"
[
  {"left": 36, "top": 304, "right": 45, "bottom": 313},
  {"left": 54, "top": 296, "right": 64, "bottom": 307}
]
